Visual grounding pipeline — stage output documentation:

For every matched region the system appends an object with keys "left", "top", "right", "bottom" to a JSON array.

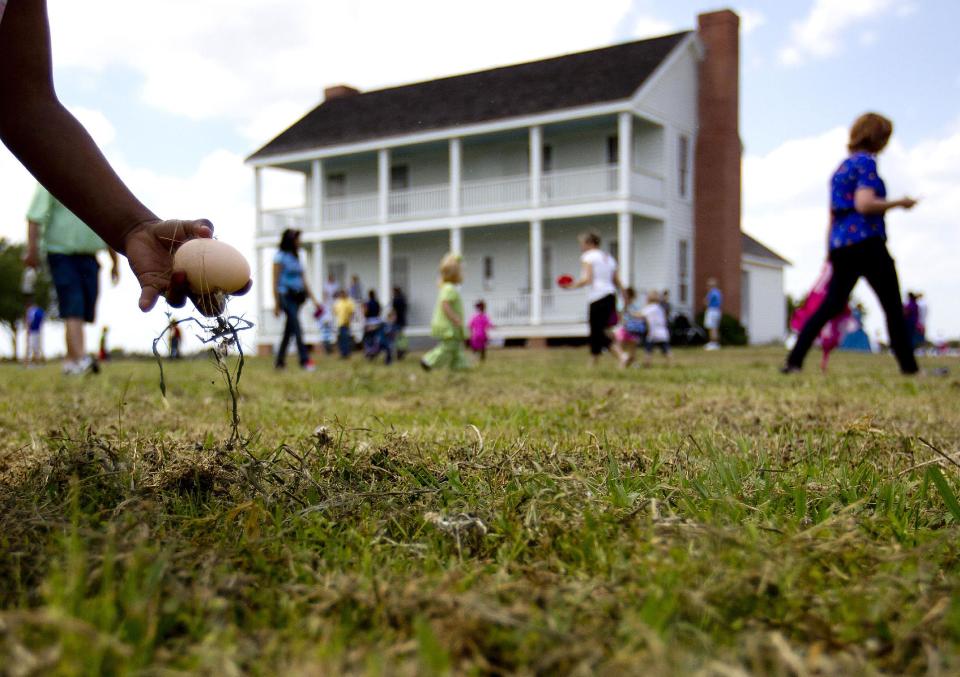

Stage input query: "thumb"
[{"left": 139, "top": 285, "right": 161, "bottom": 312}]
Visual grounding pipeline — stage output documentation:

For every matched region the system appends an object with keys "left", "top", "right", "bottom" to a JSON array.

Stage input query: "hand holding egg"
[{"left": 124, "top": 219, "right": 251, "bottom": 317}]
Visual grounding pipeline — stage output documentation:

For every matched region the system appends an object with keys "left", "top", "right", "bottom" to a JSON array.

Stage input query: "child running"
[
  {"left": 333, "top": 290, "right": 355, "bottom": 359},
  {"left": 615, "top": 287, "right": 646, "bottom": 368},
  {"left": 640, "top": 290, "right": 672, "bottom": 367},
  {"left": 24, "top": 296, "right": 45, "bottom": 366},
  {"left": 468, "top": 300, "right": 493, "bottom": 361},
  {"left": 421, "top": 254, "right": 468, "bottom": 371}
]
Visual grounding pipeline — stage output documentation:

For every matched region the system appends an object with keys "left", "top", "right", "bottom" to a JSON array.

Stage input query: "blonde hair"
[{"left": 439, "top": 253, "right": 463, "bottom": 284}]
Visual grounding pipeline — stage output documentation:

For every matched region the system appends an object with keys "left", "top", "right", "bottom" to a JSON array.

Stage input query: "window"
[
  {"left": 678, "top": 239, "right": 689, "bottom": 304},
  {"left": 542, "top": 246, "right": 553, "bottom": 291},
  {"left": 391, "top": 257, "right": 409, "bottom": 296},
  {"left": 541, "top": 144, "right": 554, "bottom": 172},
  {"left": 326, "top": 173, "right": 346, "bottom": 198},
  {"left": 606, "top": 135, "right": 619, "bottom": 165},
  {"left": 390, "top": 165, "right": 409, "bottom": 191},
  {"left": 678, "top": 134, "right": 690, "bottom": 198},
  {"left": 483, "top": 255, "right": 494, "bottom": 291},
  {"left": 328, "top": 262, "right": 346, "bottom": 287}
]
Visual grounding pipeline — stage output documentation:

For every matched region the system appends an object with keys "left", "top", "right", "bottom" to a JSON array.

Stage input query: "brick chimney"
[
  {"left": 694, "top": 9, "right": 742, "bottom": 319},
  {"left": 324, "top": 84, "right": 360, "bottom": 101}
]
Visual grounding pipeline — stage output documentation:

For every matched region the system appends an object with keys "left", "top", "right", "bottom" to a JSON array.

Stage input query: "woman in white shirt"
[{"left": 562, "top": 232, "right": 625, "bottom": 365}]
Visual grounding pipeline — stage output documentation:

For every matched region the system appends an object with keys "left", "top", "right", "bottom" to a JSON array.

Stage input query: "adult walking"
[
  {"left": 273, "top": 228, "right": 317, "bottom": 371},
  {"left": 783, "top": 112, "right": 919, "bottom": 374},
  {"left": 561, "top": 232, "right": 624, "bottom": 365},
  {"left": 24, "top": 184, "right": 120, "bottom": 375}
]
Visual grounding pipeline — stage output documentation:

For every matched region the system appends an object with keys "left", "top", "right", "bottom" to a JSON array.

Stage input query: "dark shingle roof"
[
  {"left": 742, "top": 233, "right": 791, "bottom": 266},
  {"left": 248, "top": 31, "right": 691, "bottom": 162}
]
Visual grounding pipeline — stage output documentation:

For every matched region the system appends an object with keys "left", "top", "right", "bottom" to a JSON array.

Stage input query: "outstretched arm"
[{"left": 0, "top": 0, "right": 238, "bottom": 314}]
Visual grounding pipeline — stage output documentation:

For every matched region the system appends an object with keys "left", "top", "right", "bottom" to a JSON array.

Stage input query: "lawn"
[{"left": 1, "top": 346, "right": 959, "bottom": 675}]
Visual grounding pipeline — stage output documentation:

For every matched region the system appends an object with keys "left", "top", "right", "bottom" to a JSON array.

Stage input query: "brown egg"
[{"left": 173, "top": 239, "right": 250, "bottom": 295}]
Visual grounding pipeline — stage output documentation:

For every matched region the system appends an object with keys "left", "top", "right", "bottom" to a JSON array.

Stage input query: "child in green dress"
[{"left": 421, "top": 253, "right": 468, "bottom": 371}]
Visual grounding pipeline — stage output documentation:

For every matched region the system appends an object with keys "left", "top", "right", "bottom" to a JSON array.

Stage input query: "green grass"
[{"left": 1, "top": 347, "right": 959, "bottom": 675}]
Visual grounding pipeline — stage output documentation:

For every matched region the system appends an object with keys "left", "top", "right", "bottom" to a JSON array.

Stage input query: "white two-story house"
[{"left": 247, "top": 10, "right": 788, "bottom": 351}]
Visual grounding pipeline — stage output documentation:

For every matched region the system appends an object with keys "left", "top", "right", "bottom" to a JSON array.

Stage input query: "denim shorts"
[{"left": 47, "top": 253, "right": 100, "bottom": 322}]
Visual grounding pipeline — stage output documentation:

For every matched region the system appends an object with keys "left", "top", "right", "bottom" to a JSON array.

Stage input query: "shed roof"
[{"left": 742, "top": 233, "right": 791, "bottom": 266}]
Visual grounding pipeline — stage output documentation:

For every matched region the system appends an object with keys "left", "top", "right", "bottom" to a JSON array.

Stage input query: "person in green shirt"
[
  {"left": 24, "top": 184, "right": 120, "bottom": 374},
  {"left": 421, "top": 253, "right": 469, "bottom": 371},
  {"left": 0, "top": 0, "right": 249, "bottom": 320}
]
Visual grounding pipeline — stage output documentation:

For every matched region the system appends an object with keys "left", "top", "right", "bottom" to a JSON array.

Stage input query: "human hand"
[
  {"left": 22, "top": 246, "right": 40, "bottom": 269},
  {"left": 110, "top": 264, "right": 120, "bottom": 285},
  {"left": 899, "top": 196, "right": 918, "bottom": 210},
  {"left": 123, "top": 219, "right": 252, "bottom": 316},
  {"left": 273, "top": 305, "right": 282, "bottom": 318}
]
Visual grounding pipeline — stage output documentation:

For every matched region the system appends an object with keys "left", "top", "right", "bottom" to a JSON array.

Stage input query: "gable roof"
[
  {"left": 248, "top": 31, "right": 692, "bottom": 162},
  {"left": 742, "top": 233, "right": 791, "bottom": 266}
]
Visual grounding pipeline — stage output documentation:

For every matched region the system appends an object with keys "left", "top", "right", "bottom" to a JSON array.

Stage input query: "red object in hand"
[{"left": 557, "top": 274, "right": 574, "bottom": 287}]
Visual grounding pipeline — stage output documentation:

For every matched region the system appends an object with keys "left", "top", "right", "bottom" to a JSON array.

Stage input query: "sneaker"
[
  {"left": 780, "top": 363, "right": 802, "bottom": 374},
  {"left": 420, "top": 358, "right": 431, "bottom": 372},
  {"left": 302, "top": 359, "right": 317, "bottom": 372},
  {"left": 704, "top": 342, "right": 720, "bottom": 351}
]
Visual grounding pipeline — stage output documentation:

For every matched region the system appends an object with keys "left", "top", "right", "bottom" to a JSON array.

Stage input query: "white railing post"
[
  {"left": 378, "top": 233, "right": 391, "bottom": 306},
  {"left": 378, "top": 149, "right": 390, "bottom": 223},
  {"left": 254, "top": 166, "right": 263, "bottom": 236},
  {"left": 311, "top": 242, "right": 324, "bottom": 300},
  {"left": 450, "top": 227, "right": 462, "bottom": 256},
  {"left": 529, "top": 126, "right": 542, "bottom": 207},
  {"left": 311, "top": 159, "right": 323, "bottom": 230},
  {"left": 449, "top": 138, "right": 461, "bottom": 216},
  {"left": 619, "top": 112, "right": 633, "bottom": 200},
  {"left": 618, "top": 211, "right": 632, "bottom": 288},
  {"left": 255, "top": 246, "right": 265, "bottom": 328},
  {"left": 530, "top": 220, "right": 543, "bottom": 325}
]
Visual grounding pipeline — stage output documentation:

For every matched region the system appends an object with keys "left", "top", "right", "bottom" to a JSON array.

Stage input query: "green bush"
[{"left": 695, "top": 311, "right": 748, "bottom": 346}]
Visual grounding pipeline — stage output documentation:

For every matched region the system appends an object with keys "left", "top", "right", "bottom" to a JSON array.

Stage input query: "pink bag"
[{"left": 790, "top": 262, "right": 852, "bottom": 371}]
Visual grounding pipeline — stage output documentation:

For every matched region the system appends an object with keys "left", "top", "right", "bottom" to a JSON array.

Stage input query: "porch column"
[
  {"left": 530, "top": 220, "right": 543, "bottom": 325},
  {"left": 618, "top": 112, "right": 633, "bottom": 199},
  {"left": 310, "top": 159, "right": 323, "bottom": 229},
  {"left": 378, "top": 149, "right": 390, "bottom": 223},
  {"left": 311, "top": 242, "right": 324, "bottom": 301},
  {"left": 618, "top": 212, "right": 632, "bottom": 287},
  {"left": 378, "top": 234, "right": 391, "bottom": 305},
  {"left": 449, "top": 138, "right": 462, "bottom": 215},
  {"left": 254, "top": 247, "right": 265, "bottom": 322},
  {"left": 449, "top": 227, "right": 462, "bottom": 255},
  {"left": 254, "top": 166, "right": 263, "bottom": 236},
  {"left": 529, "top": 125, "right": 542, "bottom": 207}
]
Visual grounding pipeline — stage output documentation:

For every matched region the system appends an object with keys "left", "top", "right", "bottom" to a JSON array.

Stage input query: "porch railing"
[
  {"left": 258, "top": 164, "right": 666, "bottom": 235},
  {"left": 461, "top": 174, "right": 531, "bottom": 213},
  {"left": 325, "top": 192, "right": 379, "bottom": 227},
  {"left": 541, "top": 165, "right": 619, "bottom": 205},
  {"left": 389, "top": 184, "right": 449, "bottom": 221}
]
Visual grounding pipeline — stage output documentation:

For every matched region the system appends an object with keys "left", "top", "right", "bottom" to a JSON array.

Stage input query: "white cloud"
[
  {"left": 744, "top": 119, "right": 960, "bottom": 342},
  {"left": 48, "top": 0, "right": 647, "bottom": 143},
  {"left": 778, "top": 0, "right": 894, "bottom": 66},
  {"left": 739, "top": 8, "right": 766, "bottom": 36}
]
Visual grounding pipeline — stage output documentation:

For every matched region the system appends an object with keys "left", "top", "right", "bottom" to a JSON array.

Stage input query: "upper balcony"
[{"left": 255, "top": 113, "right": 669, "bottom": 238}]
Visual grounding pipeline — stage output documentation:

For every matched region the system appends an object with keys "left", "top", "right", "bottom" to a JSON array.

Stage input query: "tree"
[{"left": 0, "top": 239, "right": 52, "bottom": 360}]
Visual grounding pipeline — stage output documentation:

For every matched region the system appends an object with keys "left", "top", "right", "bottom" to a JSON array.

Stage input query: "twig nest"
[{"left": 173, "top": 239, "right": 251, "bottom": 295}]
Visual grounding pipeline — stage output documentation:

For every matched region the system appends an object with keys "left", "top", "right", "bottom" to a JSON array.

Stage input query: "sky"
[{"left": 1, "top": 0, "right": 958, "bottom": 357}]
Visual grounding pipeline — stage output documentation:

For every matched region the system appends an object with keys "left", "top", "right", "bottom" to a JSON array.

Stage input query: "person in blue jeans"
[
  {"left": 784, "top": 113, "right": 919, "bottom": 375},
  {"left": 273, "top": 228, "right": 318, "bottom": 371},
  {"left": 703, "top": 278, "right": 723, "bottom": 350}
]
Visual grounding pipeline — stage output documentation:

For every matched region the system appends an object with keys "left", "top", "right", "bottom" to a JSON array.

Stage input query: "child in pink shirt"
[{"left": 468, "top": 301, "right": 494, "bottom": 361}]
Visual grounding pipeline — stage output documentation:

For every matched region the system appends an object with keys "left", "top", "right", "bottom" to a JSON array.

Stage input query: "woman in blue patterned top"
[{"left": 784, "top": 113, "right": 919, "bottom": 374}]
